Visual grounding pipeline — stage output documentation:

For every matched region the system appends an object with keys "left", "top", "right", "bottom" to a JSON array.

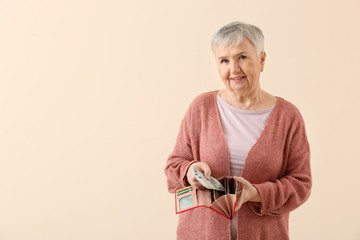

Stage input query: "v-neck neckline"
[{"left": 212, "top": 90, "right": 282, "bottom": 176}]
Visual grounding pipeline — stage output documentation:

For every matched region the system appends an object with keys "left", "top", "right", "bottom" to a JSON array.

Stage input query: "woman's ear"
[{"left": 260, "top": 51, "right": 266, "bottom": 72}]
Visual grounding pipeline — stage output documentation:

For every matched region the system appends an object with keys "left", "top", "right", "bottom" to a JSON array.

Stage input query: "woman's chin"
[{"left": 229, "top": 83, "right": 246, "bottom": 91}]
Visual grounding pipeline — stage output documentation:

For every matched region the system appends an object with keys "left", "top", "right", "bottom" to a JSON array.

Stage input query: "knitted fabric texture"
[{"left": 164, "top": 90, "right": 312, "bottom": 240}]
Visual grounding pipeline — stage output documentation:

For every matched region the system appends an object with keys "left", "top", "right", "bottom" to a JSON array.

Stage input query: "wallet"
[{"left": 175, "top": 177, "right": 241, "bottom": 220}]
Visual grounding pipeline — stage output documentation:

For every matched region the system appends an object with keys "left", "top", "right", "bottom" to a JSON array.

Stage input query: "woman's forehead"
[{"left": 214, "top": 39, "right": 257, "bottom": 57}]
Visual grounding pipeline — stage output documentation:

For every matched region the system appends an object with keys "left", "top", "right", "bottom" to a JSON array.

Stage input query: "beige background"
[{"left": 0, "top": 0, "right": 359, "bottom": 239}]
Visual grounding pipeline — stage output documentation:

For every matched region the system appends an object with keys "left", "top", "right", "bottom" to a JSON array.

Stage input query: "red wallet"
[{"left": 175, "top": 177, "right": 241, "bottom": 220}]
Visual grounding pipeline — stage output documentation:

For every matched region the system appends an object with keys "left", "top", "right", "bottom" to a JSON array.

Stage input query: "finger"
[
  {"left": 234, "top": 177, "right": 248, "bottom": 192},
  {"left": 189, "top": 178, "right": 199, "bottom": 185},
  {"left": 192, "top": 182, "right": 204, "bottom": 189},
  {"left": 234, "top": 176, "right": 246, "bottom": 184},
  {"left": 235, "top": 198, "right": 242, "bottom": 211},
  {"left": 192, "top": 180, "right": 206, "bottom": 189},
  {"left": 196, "top": 184, "right": 206, "bottom": 190},
  {"left": 198, "top": 164, "right": 212, "bottom": 180},
  {"left": 191, "top": 176, "right": 200, "bottom": 183},
  {"left": 235, "top": 193, "right": 246, "bottom": 211}
]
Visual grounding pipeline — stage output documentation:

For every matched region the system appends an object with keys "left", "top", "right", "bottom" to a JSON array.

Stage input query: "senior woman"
[{"left": 164, "top": 21, "right": 311, "bottom": 240}]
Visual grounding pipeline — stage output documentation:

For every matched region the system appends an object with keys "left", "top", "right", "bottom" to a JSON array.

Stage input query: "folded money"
[{"left": 192, "top": 168, "right": 225, "bottom": 191}]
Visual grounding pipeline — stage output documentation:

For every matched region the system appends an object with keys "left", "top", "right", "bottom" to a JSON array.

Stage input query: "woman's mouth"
[{"left": 230, "top": 76, "right": 246, "bottom": 82}]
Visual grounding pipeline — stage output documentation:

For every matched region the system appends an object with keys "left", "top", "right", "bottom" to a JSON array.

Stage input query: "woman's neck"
[{"left": 219, "top": 88, "right": 273, "bottom": 110}]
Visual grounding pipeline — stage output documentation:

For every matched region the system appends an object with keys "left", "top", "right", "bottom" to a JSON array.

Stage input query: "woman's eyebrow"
[{"left": 217, "top": 51, "right": 247, "bottom": 60}]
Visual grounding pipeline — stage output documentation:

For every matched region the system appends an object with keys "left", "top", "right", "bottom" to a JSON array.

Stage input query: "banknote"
[{"left": 192, "top": 168, "right": 225, "bottom": 191}]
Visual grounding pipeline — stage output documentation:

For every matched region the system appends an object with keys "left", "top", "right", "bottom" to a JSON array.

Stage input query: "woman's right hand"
[{"left": 186, "top": 162, "right": 212, "bottom": 189}]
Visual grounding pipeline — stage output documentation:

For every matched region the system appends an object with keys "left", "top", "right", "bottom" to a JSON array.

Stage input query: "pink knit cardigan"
[{"left": 164, "top": 90, "right": 312, "bottom": 240}]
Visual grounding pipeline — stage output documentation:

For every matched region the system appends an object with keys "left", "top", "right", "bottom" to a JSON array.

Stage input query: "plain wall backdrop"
[{"left": 1, "top": 0, "right": 359, "bottom": 239}]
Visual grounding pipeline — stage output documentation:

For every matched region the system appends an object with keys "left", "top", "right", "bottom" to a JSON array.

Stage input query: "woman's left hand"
[{"left": 234, "top": 177, "right": 261, "bottom": 211}]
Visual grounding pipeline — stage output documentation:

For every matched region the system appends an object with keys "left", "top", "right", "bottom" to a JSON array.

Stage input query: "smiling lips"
[{"left": 230, "top": 76, "right": 246, "bottom": 82}]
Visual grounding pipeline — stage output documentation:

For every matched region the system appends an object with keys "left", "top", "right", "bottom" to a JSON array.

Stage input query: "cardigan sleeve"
[
  {"left": 164, "top": 102, "right": 198, "bottom": 193},
  {"left": 248, "top": 111, "right": 312, "bottom": 216}
]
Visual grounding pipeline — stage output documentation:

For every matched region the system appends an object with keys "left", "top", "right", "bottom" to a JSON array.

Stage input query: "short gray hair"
[{"left": 210, "top": 21, "right": 264, "bottom": 55}]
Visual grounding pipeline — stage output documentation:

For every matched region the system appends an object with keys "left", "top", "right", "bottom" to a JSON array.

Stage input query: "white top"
[
  {"left": 216, "top": 93, "right": 276, "bottom": 176},
  {"left": 216, "top": 93, "right": 276, "bottom": 240}
]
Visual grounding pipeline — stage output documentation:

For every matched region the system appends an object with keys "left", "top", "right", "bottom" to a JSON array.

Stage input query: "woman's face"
[{"left": 214, "top": 37, "right": 266, "bottom": 95}]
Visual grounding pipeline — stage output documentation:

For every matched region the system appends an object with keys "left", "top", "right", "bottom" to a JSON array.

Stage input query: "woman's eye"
[
  {"left": 221, "top": 59, "right": 229, "bottom": 64},
  {"left": 240, "top": 56, "right": 246, "bottom": 60}
]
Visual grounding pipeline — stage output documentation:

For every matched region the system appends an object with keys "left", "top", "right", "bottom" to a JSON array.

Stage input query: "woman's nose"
[{"left": 230, "top": 62, "right": 240, "bottom": 74}]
